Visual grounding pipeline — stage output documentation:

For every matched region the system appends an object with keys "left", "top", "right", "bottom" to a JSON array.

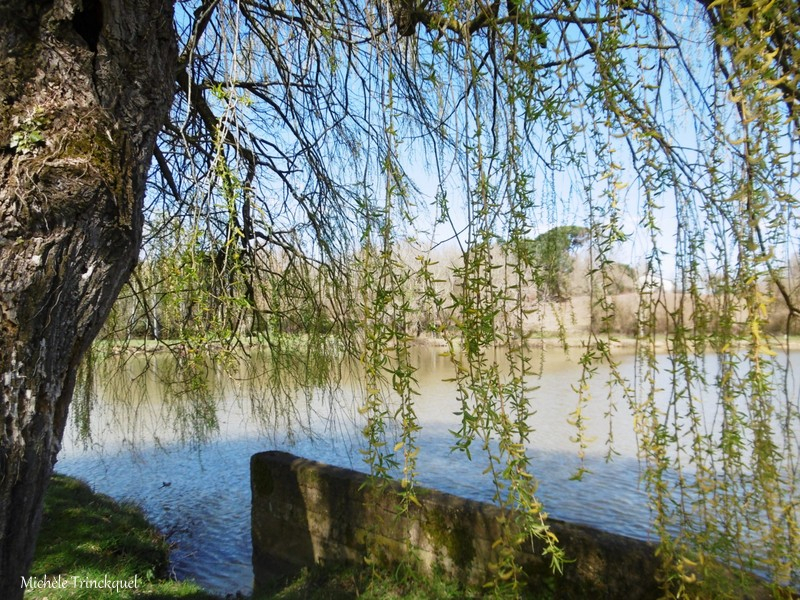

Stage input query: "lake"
[{"left": 53, "top": 343, "right": 797, "bottom": 595}]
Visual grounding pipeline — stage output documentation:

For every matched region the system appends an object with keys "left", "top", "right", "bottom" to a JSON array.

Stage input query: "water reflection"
[{"left": 55, "top": 344, "right": 798, "bottom": 595}]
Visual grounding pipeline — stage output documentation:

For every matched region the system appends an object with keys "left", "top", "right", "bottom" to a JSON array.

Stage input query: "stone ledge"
[{"left": 251, "top": 450, "right": 661, "bottom": 598}]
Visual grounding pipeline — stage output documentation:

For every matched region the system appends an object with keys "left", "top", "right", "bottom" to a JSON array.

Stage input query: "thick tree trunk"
[{"left": 0, "top": 1, "right": 175, "bottom": 596}]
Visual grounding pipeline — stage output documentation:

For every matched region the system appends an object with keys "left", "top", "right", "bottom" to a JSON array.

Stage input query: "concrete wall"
[{"left": 251, "top": 451, "right": 662, "bottom": 598}]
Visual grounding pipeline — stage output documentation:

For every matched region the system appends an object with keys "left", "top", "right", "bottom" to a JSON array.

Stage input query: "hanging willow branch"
[{"left": 78, "top": 0, "right": 800, "bottom": 596}]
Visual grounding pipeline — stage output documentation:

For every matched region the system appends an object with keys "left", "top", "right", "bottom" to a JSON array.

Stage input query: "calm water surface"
[{"left": 54, "top": 345, "right": 793, "bottom": 596}]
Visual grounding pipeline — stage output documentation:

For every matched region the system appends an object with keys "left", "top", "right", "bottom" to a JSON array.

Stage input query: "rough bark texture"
[{"left": 0, "top": 1, "right": 176, "bottom": 596}]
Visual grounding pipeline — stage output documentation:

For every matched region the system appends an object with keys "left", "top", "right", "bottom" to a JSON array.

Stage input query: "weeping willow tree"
[
  {"left": 2, "top": 0, "right": 799, "bottom": 597},
  {"left": 126, "top": 0, "right": 799, "bottom": 595}
]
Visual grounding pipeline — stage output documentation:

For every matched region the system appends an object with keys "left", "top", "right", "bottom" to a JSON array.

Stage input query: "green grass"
[
  {"left": 252, "top": 563, "right": 485, "bottom": 600},
  {"left": 29, "top": 474, "right": 217, "bottom": 599},
  {"left": 30, "top": 475, "right": 511, "bottom": 600}
]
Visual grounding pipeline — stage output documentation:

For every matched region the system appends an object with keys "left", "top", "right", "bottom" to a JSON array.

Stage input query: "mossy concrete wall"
[{"left": 251, "top": 451, "right": 662, "bottom": 598}]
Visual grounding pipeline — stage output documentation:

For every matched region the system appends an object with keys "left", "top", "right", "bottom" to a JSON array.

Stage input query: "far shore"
[
  {"left": 91, "top": 292, "right": 800, "bottom": 356},
  {"left": 93, "top": 330, "right": 800, "bottom": 357}
]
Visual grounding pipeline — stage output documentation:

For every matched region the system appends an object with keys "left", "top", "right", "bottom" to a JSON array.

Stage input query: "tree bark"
[{"left": 0, "top": 1, "right": 176, "bottom": 596}]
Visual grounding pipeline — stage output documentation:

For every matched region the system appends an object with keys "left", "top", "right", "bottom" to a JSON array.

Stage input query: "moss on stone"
[
  {"left": 423, "top": 505, "right": 475, "bottom": 571},
  {"left": 251, "top": 461, "right": 275, "bottom": 497}
]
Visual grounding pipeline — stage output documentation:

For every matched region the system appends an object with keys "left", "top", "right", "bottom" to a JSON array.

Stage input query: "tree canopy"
[
  {"left": 512, "top": 225, "right": 590, "bottom": 300},
  {"left": 96, "top": 0, "right": 800, "bottom": 594},
  {"left": 107, "top": 0, "right": 800, "bottom": 594}
]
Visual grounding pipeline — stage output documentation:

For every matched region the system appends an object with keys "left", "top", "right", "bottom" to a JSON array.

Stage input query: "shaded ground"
[
  {"left": 29, "top": 474, "right": 215, "bottom": 599},
  {"left": 31, "top": 475, "right": 487, "bottom": 599},
  {"left": 34, "top": 471, "right": 788, "bottom": 599}
]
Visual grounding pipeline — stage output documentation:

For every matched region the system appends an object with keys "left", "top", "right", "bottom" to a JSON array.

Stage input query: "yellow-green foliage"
[{"left": 85, "top": 1, "right": 800, "bottom": 597}]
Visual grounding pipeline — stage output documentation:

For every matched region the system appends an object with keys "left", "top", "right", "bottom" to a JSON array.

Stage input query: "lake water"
[{"left": 53, "top": 344, "right": 798, "bottom": 596}]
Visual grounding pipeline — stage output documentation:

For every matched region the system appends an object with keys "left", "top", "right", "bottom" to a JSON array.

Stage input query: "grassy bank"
[
  {"left": 253, "top": 564, "right": 484, "bottom": 600},
  {"left": 28, "top": 474, "right": 216, "bottom": 599},
  {"left": 31, "top": 475, "right": 482, "bottom": 600}
]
